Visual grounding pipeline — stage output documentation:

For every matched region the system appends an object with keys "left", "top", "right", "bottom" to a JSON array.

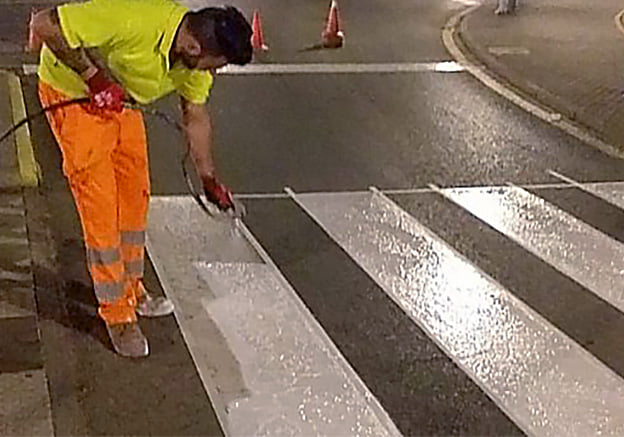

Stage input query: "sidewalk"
[
  {"left": 455, "top": 0, "right": 624, "bottom": 154},
  {"left": 0, "top": 70, "right": 53, "bottom": 435}
]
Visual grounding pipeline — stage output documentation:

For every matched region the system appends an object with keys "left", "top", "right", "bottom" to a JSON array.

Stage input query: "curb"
[
  {"left": 615, "top": 10, "right": 624, "bottom": 35},
  {"left": 6, "top": 71, "right": 40, "bottom": 187},
  {"left": 443, "top": 4, "right": 624, "bottom": 161}
]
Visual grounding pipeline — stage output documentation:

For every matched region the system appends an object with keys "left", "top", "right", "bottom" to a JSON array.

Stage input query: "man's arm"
[
  {"left": 32, "top": 8, "right": 125, "bottom": 111},
  {"left": 180, "top": 97, "right": 216, "bottom": 178},
  {"left": 31, "top": 8, "right": 96, "bottom": 78},
  {"left": 180, "top": 97, "right": 234, "bottom": 210}
]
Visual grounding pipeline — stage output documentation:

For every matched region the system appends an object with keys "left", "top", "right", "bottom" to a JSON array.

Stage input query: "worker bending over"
[{"left": 31, "top": 0, "right": 252, "bottom": 357}]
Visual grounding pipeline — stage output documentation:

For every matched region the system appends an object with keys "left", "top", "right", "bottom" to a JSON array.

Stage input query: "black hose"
[
  {"left": 140, "top": 107, "right": 212, "bottom": 214},
  {"left": 0, "top": 97, "right": 89, "bottom": 145},
  {"left": 0, "top": 98, "right": 210, "bottom": 213}
]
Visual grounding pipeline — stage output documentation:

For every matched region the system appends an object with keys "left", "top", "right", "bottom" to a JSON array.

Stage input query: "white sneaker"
[{"left": 136, "top": 292, "right": 174, "bottom": 317}]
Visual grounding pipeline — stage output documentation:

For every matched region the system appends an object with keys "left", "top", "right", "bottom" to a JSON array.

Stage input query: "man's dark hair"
[{"left": 186, "top": 6, "right": 252, "bottom": 65}]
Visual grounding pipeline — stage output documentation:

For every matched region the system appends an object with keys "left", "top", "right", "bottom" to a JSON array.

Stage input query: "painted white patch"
[
  {"left": 434, "top": 61, "right": 465, "bottom": 72},
  {"left": 289, "top": 188, "right": 624, "bottom": 437},
  {"left": 450, "top": 0, "right": 481, "bottom": 7},
  {"left": 439, "top": 185, "right": 624, "bottom": 314},
  {"left": 218, "top": 179, "right": 614, "bottom": 200},
  {"left": 488, "top": 46, "right": 530, "bottom": 56},
  {"left": 146, "top": 196, "right": 399, "bottom": 437},
  {"left": 197, "top": 262, "right": 399, "bottom": 437}
]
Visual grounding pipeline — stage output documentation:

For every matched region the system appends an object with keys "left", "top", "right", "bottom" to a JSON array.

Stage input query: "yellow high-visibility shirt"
[{"left": 37, "top": 0, "right": 213, "bottom": 105}]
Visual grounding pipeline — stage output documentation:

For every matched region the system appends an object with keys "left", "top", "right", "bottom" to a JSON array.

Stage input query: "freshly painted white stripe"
[
  {"left": 289, "top": 187, "right": 624, "bottom": 436},
  {"left": 146, "top": 196, "right": 260, "bottom": 436},
  {"left": 234, "top": 179, "right": 618, "bottom": 201},
  {"left": 233, "top": 218, "right": 399, "bottom": 437},
  {"left": 383, "top": 182, "right": 581, "bottom": 194},
  {"left": 487, "top": 46, "right": 530, "bottom": 56},
  {"left": 22, "top": 62, "right": 464, "bottom": 76},
  {"left": 242, "top": 181, "right": 600, "bottom": 199},
  {"left": 197, "top": 261, "right": 399, "bottom": 437},
  {"left": 438, "top": 185, "right": 624, "bottom": 313},
  {"left": 146, "top": 196, "right": 399, "bottom": 437}
]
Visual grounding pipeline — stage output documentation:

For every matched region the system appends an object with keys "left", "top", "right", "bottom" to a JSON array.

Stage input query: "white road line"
[
  {"left": 438, "top": 185, "right": 624, "bottom": 313},
  {"left": 22, "top": 62, "right": 465, "bottom": 77},
  {"left": 443, "top": 4, "right": 624, "bottom": 159},
  {"left": 549, "top": 170, "right": 624, "bottom": 211},
  {"left": 232, "top": 179, "right": 624, "bottom": 200},
  {"left": 451, "top": 0, "right": 481, "bottom": 5},
  {"left": 235, "top": 192, "right": 292, "bottom": 199},
  {"left": 221, "top": 62, "right": 466, "bottom": 75},
  {"left": 547, "top": 169, "right": 590, "bottom": 191},
  {"left": 287, "top": 187, "right": 624, "bottom": 436},
  {"left": 487, "top": 46, "right": 530, "bottom": 56},
  {"left": 146, "top": 196, "right": 400, "bottom": 437}
]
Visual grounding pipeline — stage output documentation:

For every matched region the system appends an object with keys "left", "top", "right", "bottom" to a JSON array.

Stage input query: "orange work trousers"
[{"left": 39, "top": 81, "right": 149, "bottom": 325}]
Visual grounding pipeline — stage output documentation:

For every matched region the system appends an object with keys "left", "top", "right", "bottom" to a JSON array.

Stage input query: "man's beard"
[{"left": 180, "top": 53, "right": 199, "bottom": 69}]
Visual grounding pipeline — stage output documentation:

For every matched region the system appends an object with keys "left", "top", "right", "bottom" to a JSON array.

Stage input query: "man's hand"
[
  {"left": 202, "top": 175, "right": 234, "bottom": 211},
  {"left": 85, "top": 68, "right": 125, "bottom": 112}
]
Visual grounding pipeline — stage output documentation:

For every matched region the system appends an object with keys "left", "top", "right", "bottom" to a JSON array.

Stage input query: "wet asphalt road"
[{"left": 6, "top": 0, "right": 624, "bottom": 435}]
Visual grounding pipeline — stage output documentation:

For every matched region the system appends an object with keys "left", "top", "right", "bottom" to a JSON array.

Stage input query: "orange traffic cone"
[
  {"left": 250, "top": 10, "right": 268, "bottom": 51},
  {"left": 321, "top": 0, "right": 344, "bottom": 49},
  {"left": 28, "top": 8, "right": 43, "bottom": 54}
]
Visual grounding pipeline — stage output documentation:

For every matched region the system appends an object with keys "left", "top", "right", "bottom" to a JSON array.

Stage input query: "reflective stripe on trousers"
[
  {"left": 121, "top": 230, "right": 145, "bottom": 280},
  {"left": 39, "top": 81, "right": 150, "bottom": 325}
]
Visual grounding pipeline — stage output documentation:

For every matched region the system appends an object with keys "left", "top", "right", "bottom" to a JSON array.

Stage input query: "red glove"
[
  {"left": 203, "top": 175, "right": 234, "bottom": 211},
  {"left": 85, "top": 69, "right": 125, "bottom": 112}
]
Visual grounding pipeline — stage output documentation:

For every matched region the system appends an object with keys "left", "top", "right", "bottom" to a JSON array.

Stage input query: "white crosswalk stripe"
[
  {"left": 146, "top": 197, "right": 399, "bottom": 437},
  {"left": 146, "top": 179, "right": 624, "bottom": 437},
  {"left": 289, "top": 186, "right": 624, "bottom": 437},
  {"left": 438, "top": 184, "right": 624, "bottom": 313}
]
